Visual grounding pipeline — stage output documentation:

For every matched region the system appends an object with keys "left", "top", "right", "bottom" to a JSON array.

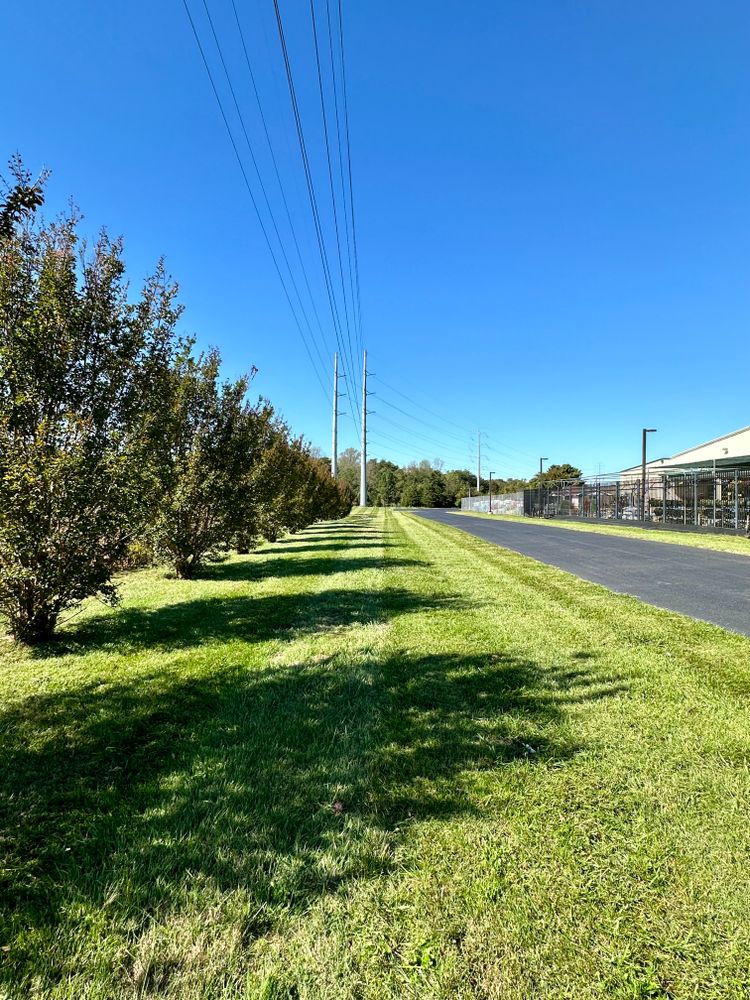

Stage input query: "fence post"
[
  {"left": 682, "top": 474, "right": 686, "bottom": 524},
  {"left": 662, "top": 474, "right": 667, "bottom": 524},
  {"left": 735, "top": 470, "right": 739, "bottom": 530},
  {"left": 693, "top": 474, "right": 698, "bottom": 526},
  {"left": 713, "top": 472, "right": 717, "bottom": 527}
]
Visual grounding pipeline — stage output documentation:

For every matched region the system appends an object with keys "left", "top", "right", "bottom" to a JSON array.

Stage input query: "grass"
[
  {"left": 454, "top": 507, "right": 750, "bottom": 556},
  {"left": 2, "top": 509, "right": 750, "bottom": 998}
]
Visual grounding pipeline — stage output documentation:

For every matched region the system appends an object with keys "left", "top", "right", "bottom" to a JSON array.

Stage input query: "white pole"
[
  {"left": 331, "top": 352, "right": 338, "bottom": 478},
  {"left": 359, "top": 350, "right": 367, "bottom": 506}
]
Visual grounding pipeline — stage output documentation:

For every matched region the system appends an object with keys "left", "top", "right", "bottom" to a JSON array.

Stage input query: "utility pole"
[
  {"left": 359, "top": 350, "right": 367, "bottom": 507},
  {"left": 477, "top": 430, "right": 481, "bottom": 491},
  {"left": 331, "top": 352, "right": 338, "bottom": 478},
  {"left": 641, "top": 428, "right": 657, "bottom": 521},
  {"left": 539, "top": 457, "right": 548, "bottom": 517}
]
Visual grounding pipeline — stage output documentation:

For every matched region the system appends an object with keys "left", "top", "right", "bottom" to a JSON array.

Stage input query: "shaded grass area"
[
  {"left": 454, "top": 507, "right": 750, "bottom": 555},
  {"left": 1, "top": 510, "right": 750, "bottom": 997}
]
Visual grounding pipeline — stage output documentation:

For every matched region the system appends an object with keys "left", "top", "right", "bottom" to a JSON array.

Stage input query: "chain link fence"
[{"left": 462, "top": 468, "right": 750, "bottom": 532}]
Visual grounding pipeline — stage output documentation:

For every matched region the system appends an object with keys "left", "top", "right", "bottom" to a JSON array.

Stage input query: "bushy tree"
[
  {"left": 154, "top": 350, "right": 261, "bottom": 577},
  {"left": 368, "top": 459, "right": 400, "bottom": 506},
  {"left": 444, "top": 469, "right": 474, "bottom": 506},
  {"left": 336, "top": 446, "right": 360, "bottom": 500},
  {"left": 0, "top": 161, "right": 180, "bottom": 641},
  {"left": 528, "top": 463, "right": 582, "bottom": 488},
  {"left": 251, "top": 427, "right": 350, "bottom": 542}
]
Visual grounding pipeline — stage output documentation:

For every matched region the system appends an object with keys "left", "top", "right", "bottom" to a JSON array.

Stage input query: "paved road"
[{"left": 410, "top": 509, "right": 750, "bottom": 637}]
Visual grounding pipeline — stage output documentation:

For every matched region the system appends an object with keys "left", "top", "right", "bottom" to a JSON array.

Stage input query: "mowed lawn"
[{"left": 2, "top": 511, "right": 750, "bottom": 999}]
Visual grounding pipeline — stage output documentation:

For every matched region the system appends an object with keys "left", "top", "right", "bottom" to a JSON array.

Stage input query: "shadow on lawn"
[
  {"left": 250, "top": 542, "right": 400, "bottom": 556},
  {"left": 0, "top": 578, "right": 625, "bottom": 988},
  {"left": 198, "top": 553, "right": 425, "bottom": 584},
  {"left": 38, "top": 582, "right": 441, "bottom": 657}
]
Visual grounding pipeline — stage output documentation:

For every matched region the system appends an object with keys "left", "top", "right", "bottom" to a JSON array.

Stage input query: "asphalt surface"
[{"left": 410, "top": 509, "right": 750, "bottom": 637}]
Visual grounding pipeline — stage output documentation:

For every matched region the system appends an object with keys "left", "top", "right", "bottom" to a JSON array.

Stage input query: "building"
[{"left": 621, "top": 425, "right": 750, "bottom": 478}]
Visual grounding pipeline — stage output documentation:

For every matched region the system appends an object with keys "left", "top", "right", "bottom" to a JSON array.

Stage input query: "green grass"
[
  {"left": 454, "top": 507, "right": 750, "bottom": 556},
  {"left": 2, "top": 509, "right": 750, "bottom": 998}
]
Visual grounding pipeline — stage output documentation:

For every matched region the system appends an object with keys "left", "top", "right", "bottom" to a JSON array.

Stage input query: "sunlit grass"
[{"left": 2, "top": 509, "right": 750, "bottom": 997}]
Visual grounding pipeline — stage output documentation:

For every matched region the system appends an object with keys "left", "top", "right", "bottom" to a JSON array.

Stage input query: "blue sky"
[{"left": 3, "top": 1, "right": 749, "bottom": 480}]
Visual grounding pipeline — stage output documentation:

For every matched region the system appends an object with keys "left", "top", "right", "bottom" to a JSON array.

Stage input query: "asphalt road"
[{"left": 410, "top": 509, "right": 750, "bottom": 637}]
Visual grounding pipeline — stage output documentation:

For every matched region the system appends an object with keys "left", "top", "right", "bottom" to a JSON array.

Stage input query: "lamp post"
[
  {"left": 539, "top": 458, "right": 548, "bottom": 517},
  {"left": 489, "top": 471, "right": 495, "bottom": 514},
  {"left": 641, "top": 428, "right": 657, "bottom": 521}
]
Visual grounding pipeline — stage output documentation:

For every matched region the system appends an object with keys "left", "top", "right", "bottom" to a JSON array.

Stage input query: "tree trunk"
[
  {"left": 13, "top": 606, "right": 58, "bottom": 644},
  {"left": 174, "top": 556, "right": 197, "bottom": 579}
]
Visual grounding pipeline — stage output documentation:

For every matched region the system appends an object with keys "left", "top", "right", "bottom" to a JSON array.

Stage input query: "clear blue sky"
[{"left": 3, "top": 1, "right": 749, "bottom": 480}]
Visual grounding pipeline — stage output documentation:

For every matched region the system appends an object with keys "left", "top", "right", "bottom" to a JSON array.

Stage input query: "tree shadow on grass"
[
  {"left": 248, "top": 542, "right": 399, "bottom": 556},
  {"left": 0, "top": 583, "right": 628, "bottom": 991},
  {"left": 197, "top": 553, "right": 426, "bottom": 584},
  {"left": 32, "top": 583, "right": 446, "bottom": 658}
]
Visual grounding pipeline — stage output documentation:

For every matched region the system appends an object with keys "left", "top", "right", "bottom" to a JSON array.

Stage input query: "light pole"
[
  {"left": 539, "top": 458, "right": 548, "bottom": 517},
  {"left": 641, "top": 429, "right": 657, "bottom": 521},
  {"left": 489, "top": 471, "right": 495, "bottom": 514}
]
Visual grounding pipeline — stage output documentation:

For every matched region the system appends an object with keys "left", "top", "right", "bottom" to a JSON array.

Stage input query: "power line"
[
  {"left": 371, "top": 375, "right": 476, "bottom": 436},
  {"left": 198, "top": 0, "right": 332, "bottom": 385},
  {"left": 309, "top": 0, "right": 359, "bottom": 404},
  {"left": 372, "top": 378, "right": 539, "bottom": 474},
  {"left": 229, "top": 0, "right": 333, "bottom": 369},
  {"left": 181, "top": 0, "right": 331, "bottom": 402},
  {"left": 326, "top": 0, "right": 361, "bottom": 363},
  {"left": 271, "top": 0, "right": 362, "bottom": 432},
  {"left": 483, "top": 435, "right": 538, "bottom": 462},
  {"left": 368, "top": 431, "right": 473, "bottom": 467},
  {"left": 371, "top": 416, "right": 475, "bottom": 463},
  {"left": 336, "top": 0, "right": 365, "bottom": 365},
  {"left": 375, "top": 395, "right": 476, "bottom": 448}
]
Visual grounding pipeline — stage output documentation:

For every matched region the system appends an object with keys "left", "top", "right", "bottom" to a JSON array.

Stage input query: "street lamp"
[
  {"left": 489, "top": 471, "right": 495, "bottom": 514},
  {"left": 641, "top": 428, "right": 657, "bottom": 521},
  {"left": 539, "top": 458, "right": 548, "bottom": 517}
]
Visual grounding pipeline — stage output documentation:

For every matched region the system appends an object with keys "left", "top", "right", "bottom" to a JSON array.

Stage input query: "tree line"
[
  {"left": 0, "top": 159, "right": 351, "bottom": 644},
  {"left": 334, "top": 449, "right": 582, "bottom": 508}
]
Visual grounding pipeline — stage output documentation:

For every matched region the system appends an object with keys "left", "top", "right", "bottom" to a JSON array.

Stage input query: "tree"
[
  {"left": 444, "top": 469, "right": 474, "bottom": 506},
  {"left": 0, "top": 155, "right": 46, "bottom": 240},
  {"left": 336, "top": 447, "right": 360, "bottom": 499},
  {"left": 397, "top": 460, "right": 448, "bottom": 507},
  {"left": 528, "top": 463, "right": 582, "bottom": 488},
  {"left": 368, "top": 459, "right": 400, "bottom": 506},
  {"left": 154, "top": 350, "right": 260, "bottom": 577},
  {"left": 0, "top": 161, "right": 181, "bottom": 641}
]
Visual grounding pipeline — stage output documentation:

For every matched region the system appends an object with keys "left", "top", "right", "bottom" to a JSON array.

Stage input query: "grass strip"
[{"left": 1, "top": 509, "right": 749, "bottom": 997}]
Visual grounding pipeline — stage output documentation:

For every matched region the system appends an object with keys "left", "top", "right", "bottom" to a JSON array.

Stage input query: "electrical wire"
[
  {"left": 368, "top": 431, "right": 472, "bottom": 467},
  {"left": 370, "top": 417, "right": 476, "bottom": 464},
  {"left": 325, "top": 0, "right": 361, "bottom": 363},
  {"left": 336, "top": 0, "right": 365, "bottom": 365},
  {"left": 229, "top": 0, "right": 333, "bottom": 368},
  {"left": 371, "top": 375, "right": 476, "bottom": 436},
  {"left": 375, "top": 395, "right": 477, "bottom": 448},
  {"left": 272, "top": 0, "right": 362, "bottom": 432},
  {"left": 181, "top": 0, "right": 331, "bottom": 402},
  {"left": 199, "top": 0, "right": 331, "bottom": 384},
  {"left": 309, "top": 0, "right": 359, "bottom": 403}
]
